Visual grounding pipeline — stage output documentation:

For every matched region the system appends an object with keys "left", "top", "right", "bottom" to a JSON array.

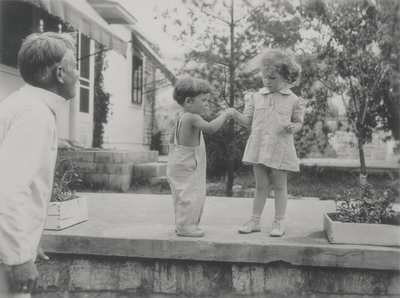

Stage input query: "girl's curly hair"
[{"left": 246, "top": 48, "right": 302, "bottom": 88}]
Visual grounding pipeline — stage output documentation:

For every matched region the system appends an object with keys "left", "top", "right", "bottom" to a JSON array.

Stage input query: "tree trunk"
[
  {"left": 225, "top": 0, "right": 235, "bottom": 197},
  {"left": 226, "top": 119, "right": 236, "bottom": 197},
  {"left": 358, "top": 137, "right": 368, "bottom": 186}
]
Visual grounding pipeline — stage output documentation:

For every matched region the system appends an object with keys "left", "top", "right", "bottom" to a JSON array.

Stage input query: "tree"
[
  {"left": 299, "top": 0, "right": 400, "bottom": 183},
  {"left": 159, "top": 0, "right": 315, "bottom": 195}
]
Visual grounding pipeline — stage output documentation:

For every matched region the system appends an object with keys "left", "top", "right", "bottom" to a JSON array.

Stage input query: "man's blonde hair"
[{"left": 18, "top": 32, "right": 76, "bottom": 87}]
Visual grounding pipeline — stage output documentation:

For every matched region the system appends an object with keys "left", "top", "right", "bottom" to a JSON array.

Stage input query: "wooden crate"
[
  {"left": 323, "top": 212, "right": 400, "bottom": 247},
  {"left": 45, "top": 196, "right": 88, "bottom": 230}
]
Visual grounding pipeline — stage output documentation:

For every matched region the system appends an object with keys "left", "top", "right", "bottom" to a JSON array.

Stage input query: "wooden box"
[
  {"left": 323, "top": 212, "right": 400, "bottom": 247},
  {"left": 45, "top": 196, "right": 88, "bottom": 230}
]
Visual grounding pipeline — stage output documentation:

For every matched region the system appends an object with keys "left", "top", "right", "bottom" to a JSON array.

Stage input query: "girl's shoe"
[
  {"left": 238, "top": 221, "right": 261, "bottom": 234},
  {"left": 270, "top": 219, "right": 284, "bottom": 237},
  {"left": 177, "top": 228, "right": 205, "bottom": 237}
]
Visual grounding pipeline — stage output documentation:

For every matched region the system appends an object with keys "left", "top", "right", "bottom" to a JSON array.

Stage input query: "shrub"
[
  {"left": 51, "top": 150, "right": 83, "bottom": 202},
  {"left": 333, "top": 182, "right": 400, "bottom": 225}
]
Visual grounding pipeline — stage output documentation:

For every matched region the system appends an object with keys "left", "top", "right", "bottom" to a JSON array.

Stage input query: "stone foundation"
[{"left": 32, "top": 255, "right": 399, "bottom": 297}]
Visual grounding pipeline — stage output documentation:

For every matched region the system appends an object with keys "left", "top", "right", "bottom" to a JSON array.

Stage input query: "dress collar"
[
  {"left": 259, "top": 87, "right": 293, "bottom": 95},
  {"left": 20, "top": 84, "right": 66, "bottom": 115}
]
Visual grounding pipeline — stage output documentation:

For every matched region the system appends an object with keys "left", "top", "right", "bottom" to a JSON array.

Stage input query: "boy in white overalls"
[{"left": 167, "top": 76, "right": 234, "bottom": 237}]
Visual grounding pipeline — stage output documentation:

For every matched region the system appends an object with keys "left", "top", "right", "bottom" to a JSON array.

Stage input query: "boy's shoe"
[
  {"left": 177, "top": 228, "right": 205, "bottom": 237},
  {"left": 269, "top": 219, "right": 284, "bottom": 237},
  {"left": 238, "top": 221, "right": 261, "bottom": 234}
]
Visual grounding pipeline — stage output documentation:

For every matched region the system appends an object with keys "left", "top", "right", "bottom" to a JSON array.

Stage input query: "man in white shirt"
[{"left": 0, "top": 32, "right": 79, "bottom": 297}]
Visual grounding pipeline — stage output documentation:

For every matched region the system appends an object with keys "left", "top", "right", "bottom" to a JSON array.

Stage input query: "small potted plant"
[
  {"left": 45, "top": 150, "right": 88, "bottom": 230},
  {"left": 323, "top": 182, "right": 400, "bottom": 246}
]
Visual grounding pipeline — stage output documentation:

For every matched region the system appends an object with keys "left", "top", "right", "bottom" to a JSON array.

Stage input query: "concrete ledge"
[
  {"left": 37, "top": 194, "right": 400, "bottom": 296},
  {"left": 42, "top": 194, "right": 400, "bottom": 271},
  {"left": 299, "top": 158, "right": 399, "bottom": 172}
]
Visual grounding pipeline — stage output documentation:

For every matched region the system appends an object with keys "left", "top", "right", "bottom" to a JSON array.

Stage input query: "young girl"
[
  {"left": 231, "top": 48, "right": 306, "bottom": 237},
  {"left": 167, "top": 76, "right": 233, "bottom": 237}
]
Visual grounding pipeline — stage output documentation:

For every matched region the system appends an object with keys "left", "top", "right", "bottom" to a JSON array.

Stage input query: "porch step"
[
  {"left": 133, "top": 162, "right": 167, "bottom": 177},
  {"left": 148, "top": 176, "right": 168, "bottom": 185}
]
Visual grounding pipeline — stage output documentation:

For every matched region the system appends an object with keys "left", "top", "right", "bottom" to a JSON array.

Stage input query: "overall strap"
[
  {"left": 199, "top": 130, "right": 204, "bottom": 146},
  {"left": 174, "top": 113, "right": 191, "bottom": 145}
]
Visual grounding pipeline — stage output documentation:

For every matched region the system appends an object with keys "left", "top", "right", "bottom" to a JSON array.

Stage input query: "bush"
[
  {"left": 51, "top": 150, "right": 83, "bottom": 202},
  {"left": 333, "top": 182, "right": 400, "bottom": 225}
]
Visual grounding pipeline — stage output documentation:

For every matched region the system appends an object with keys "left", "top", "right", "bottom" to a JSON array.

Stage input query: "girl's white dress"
[
  {"left": 166, "top": 113, "right": 206, "bottom": 234},
  {"left": 242, "top": 87, "right": 306, "bottom": 172}
]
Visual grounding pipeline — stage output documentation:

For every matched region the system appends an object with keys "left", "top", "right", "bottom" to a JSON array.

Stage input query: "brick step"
[
  {"left": 64, "top": 149, "right": 159, "bottom": 166},
  {"left": 148, "top": 176, "right": 168, "bottom": 185},
  {"left": 133, "top": 162, "right": 167, "bottom": 177}
]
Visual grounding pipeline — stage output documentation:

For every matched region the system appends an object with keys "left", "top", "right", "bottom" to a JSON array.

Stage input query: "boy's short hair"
[
  {"left": 172, "top": 76, "right": 212, "bottom": 106},
  {"left": 18, "top": 32, "right": 76, "bottom": 88}
]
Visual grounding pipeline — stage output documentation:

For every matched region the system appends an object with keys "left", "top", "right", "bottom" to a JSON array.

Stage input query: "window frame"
[{"left": 131, "top": 54, "right": 143, "bottom": 105}]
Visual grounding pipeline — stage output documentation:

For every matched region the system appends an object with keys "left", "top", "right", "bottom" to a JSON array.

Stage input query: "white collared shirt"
[{"left": 0, "top": 84, "right": 65, "bottom": 265}]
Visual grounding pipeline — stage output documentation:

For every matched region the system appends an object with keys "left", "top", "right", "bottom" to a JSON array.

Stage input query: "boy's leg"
[
  {"left": 170, "top": 187, "right": 179, "bottom": 231},
  {"left": 174, "top": 175, "right": 206, "bottom": 235}
]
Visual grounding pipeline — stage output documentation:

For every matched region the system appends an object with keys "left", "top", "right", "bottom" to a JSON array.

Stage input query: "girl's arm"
[
  {"left": 190, "top": 110, "right": 231, "bottom": 134},
  {"left": 289, "top": 96, "right": 307, "bottom": 134},
  {"left": 230, "top": 91, "right": 255, "bottom": 127},
  {"left": 283, "top": 121, "right": 302, "bottom": 134},
  {"left": 293, "top": 122, "right": 303, "bottom": 134},
  {"left": 232, "top": 109, "right": 252, "bottom": 127}
]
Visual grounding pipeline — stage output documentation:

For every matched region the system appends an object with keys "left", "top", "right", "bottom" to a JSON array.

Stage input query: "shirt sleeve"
[
  {"left": 292, "top": 96, "right": 307, "bottom": 124},
  {"left": 0, "top": 109, "right": 53, "bottom": 265},
  {"left": 243, "top": 92, "right": 256, "bottom": 118}
]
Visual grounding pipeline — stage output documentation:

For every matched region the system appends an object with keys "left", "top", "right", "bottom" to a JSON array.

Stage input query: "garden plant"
[
  {"left": 51, "top": 150, "right": 83, "bottom": 202},
  {"left": 332, "top": 182, "right": 400, "bottom": 225}
]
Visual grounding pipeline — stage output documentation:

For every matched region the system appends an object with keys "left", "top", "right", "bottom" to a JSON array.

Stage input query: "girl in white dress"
[{"left": 231, "top": 48, "right": 306, "bottom": 237}]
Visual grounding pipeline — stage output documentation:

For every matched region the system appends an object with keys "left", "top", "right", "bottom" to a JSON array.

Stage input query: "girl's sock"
[{"left": 250, "top": 215, "right": 261, "bottom": 224}]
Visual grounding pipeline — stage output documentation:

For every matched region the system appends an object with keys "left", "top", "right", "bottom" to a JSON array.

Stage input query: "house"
[
  {"left": 88, "top": 0, "right": 175, "bottom": 151},
  {"left": 0, "top": 0, "right": 175, "bottom": 190}
]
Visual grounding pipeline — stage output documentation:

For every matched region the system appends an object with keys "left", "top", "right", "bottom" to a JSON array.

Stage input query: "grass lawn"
[{"left": 128, "top": 166, "right": 399, "bottom": 201}]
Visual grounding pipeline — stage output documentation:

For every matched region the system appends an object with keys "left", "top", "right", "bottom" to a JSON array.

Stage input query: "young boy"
[{"left": 166, "top": 76, "right": 234, "bottom": 237}]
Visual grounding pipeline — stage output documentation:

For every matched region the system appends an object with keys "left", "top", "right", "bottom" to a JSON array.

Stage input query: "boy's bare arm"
[{"left": 189, "top": 111, "right": 231, "bottom": 134}]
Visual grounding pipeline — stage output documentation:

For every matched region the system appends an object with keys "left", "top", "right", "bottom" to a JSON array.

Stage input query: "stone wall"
[
  {"left": 328, "top": 131, "right": 394, "bottom": 160},
  {"left": 32, "top": 255, "right": 399, "bottom": 297},
  {"left": 63, "top": 150, "right": 159, "bottom": 192}
]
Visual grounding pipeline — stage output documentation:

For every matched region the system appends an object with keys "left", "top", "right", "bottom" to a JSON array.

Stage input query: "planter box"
[
  {"left": 323, "top": 212, "right": 400, "bottom": 246},
  {"left": 45, "top": 196, "right": 88, "bottom": 230}
]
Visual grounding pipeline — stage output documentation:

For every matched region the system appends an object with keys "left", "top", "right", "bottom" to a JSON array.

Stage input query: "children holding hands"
[
  {"left": 167, "top": 47, "right": 305, "bottom": 239},
  {"left": 231, "top": 48, "right": 306, "bottom": 237},
  {"left": 166, "top": 76, "right": 234, "bottom": 237}
]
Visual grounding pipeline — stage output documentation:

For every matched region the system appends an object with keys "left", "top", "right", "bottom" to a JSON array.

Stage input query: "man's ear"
[
  {"left": 185, "top": 97, "right": 192, "bottom": 105},
  {"left": 54, "top": 66, "right": 64, "bottom": 84}
]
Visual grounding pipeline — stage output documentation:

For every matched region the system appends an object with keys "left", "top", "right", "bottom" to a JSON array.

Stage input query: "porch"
[{"left": 33, "top": 193, "right": 400, "bottom": 297}]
